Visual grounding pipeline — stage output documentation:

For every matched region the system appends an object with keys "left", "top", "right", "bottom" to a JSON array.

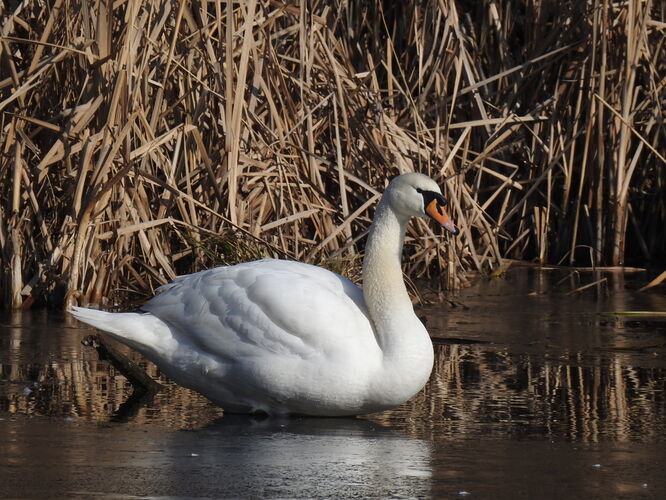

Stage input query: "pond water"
[{"left": 1, "top": 266, "right": 665, "bottom": 498}]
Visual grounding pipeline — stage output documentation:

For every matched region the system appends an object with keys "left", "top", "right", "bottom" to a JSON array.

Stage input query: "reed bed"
[{"left": 1, "top": 0, "right": 664, "bottom": 309}]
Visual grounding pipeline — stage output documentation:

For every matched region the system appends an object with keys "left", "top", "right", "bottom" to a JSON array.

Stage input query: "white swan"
[{"left": 70, "top": 173, "right": 458, "bottom": 416}]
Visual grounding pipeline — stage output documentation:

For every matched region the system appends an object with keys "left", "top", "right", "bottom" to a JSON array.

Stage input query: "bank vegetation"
[{"left": 1, "top": 0, "right": 664, "bottom": 308}]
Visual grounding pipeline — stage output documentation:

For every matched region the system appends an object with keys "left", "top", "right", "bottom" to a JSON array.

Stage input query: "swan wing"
[{"left": 141, "top": 259, "right": 376, "bottom": 362}]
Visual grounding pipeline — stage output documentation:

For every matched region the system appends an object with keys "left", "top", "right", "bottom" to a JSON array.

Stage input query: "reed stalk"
[{"left": 0, "top": 0, "right": 664, "bottom": 309}]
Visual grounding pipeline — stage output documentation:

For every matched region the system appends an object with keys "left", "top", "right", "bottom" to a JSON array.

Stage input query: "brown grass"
[{"left": 1, "top": 0, "right": 664, "bottom": 309}]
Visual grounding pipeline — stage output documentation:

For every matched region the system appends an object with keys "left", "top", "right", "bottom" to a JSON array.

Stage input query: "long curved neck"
[
  {"left": 360, "top": 193, "right": 435, "bottom": 409},
  {"left": 362, "top": 197, "right": 421, "bottom": 355}
]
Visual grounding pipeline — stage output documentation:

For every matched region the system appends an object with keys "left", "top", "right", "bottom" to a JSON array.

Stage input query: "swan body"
[{"left": 70, "top": 173, "right": 458, "bottom": 416}]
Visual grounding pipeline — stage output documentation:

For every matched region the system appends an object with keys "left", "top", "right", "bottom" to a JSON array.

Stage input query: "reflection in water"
[
  {"left": 1, "top": 268, "right": 666, "bottom": 442},
  {"left": 389, "top": 344, "right": 666, "bottom": 443},
  {"left": 159, "top": 417, "right": 433, "bottom": 498},
  {"left": 0, "top": 313, "right": 224, "bottom": 428},
  {"left": 1, "top": 268, "right": 666, "bottom": 497},
  {"left": 0, "top": 413, "right": 433, "bottom": 498}
]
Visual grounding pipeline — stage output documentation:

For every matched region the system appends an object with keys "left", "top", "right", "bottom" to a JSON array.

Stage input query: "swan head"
[{"left": 385, "top": 173, "right": 459, "bottom": 234}]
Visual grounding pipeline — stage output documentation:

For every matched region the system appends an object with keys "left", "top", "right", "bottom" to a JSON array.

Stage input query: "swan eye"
[{"left": 419, "top": 189, "right": 447, "bottom": 210}]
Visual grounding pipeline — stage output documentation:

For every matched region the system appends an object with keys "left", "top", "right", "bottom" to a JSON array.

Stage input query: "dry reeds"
[{"left": 1, "top": 0, "right": 664, "bottom": 309}]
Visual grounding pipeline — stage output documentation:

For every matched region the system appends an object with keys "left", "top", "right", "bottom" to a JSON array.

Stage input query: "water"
[{"left": 1, "top": 267, "right": 665, "bottom": 498}]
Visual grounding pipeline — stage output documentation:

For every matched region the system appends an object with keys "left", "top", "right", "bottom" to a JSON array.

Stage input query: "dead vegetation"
[{"left": 1, "top": 0, "right": 664, "bottom": 309}]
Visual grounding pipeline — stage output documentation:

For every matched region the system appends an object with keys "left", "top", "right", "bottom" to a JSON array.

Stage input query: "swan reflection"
[{"left": 158, "top": 417, "right": 433, "bottom": 498}]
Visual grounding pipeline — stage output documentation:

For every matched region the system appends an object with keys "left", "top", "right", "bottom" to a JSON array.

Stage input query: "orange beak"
[{"left": 426, "top": 199, "right": 459, "bottom": 235}]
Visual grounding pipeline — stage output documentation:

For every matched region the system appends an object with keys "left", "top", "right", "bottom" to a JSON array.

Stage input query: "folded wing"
[{"left": 141, "top": 259, "right": 377, "bottom": 363}]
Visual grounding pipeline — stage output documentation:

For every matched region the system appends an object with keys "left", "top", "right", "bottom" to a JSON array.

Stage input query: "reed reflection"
[
  {"left": 376, "top": 344, "right": 666, "bottom": 443},
  {"left": 2, "top": 268, "right": 666, "bottom": 442},
  {"left": 1, "top": 315, "right": 664, "bottom": 442}
]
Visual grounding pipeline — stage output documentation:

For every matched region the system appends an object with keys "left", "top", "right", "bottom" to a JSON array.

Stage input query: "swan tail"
[{"left": 69, "top": 306, "right": 174, "bottom": 355}]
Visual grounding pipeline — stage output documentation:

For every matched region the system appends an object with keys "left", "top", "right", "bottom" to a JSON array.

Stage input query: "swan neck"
[
  {"left": 361, "top": 195, "right": 434, "bottom": 409},
  {"left": 362, "top": 198, "right": 413, "bottom": 329}
]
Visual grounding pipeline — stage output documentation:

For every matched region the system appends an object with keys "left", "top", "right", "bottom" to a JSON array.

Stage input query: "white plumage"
[{"left": 70, "top": 173, "right": 458, "bottom": 416}]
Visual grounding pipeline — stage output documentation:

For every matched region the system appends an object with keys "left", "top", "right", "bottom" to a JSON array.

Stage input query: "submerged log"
[{"left": 81, "top": 334, "right": 162, "bottom": 393}]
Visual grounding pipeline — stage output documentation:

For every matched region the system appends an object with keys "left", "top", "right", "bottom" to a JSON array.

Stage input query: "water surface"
[{"left": 1, "top": 267, "right": 665, "bottom": 498}]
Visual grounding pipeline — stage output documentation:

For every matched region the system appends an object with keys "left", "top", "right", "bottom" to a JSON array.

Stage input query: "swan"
[{"left": 70, "top": 173, "right": 458, "bottom": 416}]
